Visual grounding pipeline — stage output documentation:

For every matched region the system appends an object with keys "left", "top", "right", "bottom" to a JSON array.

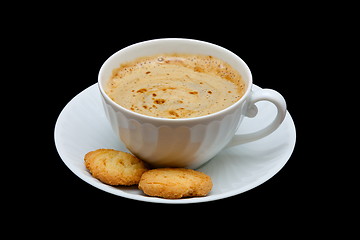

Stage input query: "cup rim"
[{"left": 98, "top": 38, "right": 253, "bottom": 123}]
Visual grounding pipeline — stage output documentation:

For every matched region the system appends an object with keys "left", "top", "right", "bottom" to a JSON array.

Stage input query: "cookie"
[
  {"left": 84, "top": 149, "right": 148, "bottom": 186},
  {"left": 138, "top": 168, "right": 212, "bottom": 199}
]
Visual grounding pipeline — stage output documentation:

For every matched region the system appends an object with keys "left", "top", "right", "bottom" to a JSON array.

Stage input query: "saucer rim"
[{"left": 54, "top": 84, "right": 296, "bottom": 204}]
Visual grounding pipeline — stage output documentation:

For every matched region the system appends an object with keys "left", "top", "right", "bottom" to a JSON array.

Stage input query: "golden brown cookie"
[
  {"left": 84, "top": 149, "right": 148, "bottom": 186},
  {"left": 138, "top": 168, "right": 212, "bottom": 199}
]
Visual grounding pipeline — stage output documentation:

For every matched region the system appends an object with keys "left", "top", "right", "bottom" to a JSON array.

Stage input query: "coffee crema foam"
[{"left": 106, "top": 54, "right": 246, "bottom": 119}]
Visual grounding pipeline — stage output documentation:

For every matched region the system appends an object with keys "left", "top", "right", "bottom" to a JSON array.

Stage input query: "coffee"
[{"left": 106, "top": 53, "right": 246, "bottom": 119}]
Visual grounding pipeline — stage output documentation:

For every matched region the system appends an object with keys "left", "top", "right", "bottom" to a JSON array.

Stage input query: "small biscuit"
[
  {"left": 84, "top": 149, "right": 148, "bottom": 186},
  {"left": 138, "top": 168, "right": 212, "bottom": 199}
]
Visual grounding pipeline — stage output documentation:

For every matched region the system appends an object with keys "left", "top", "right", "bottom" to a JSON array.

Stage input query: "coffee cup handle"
[{"left": 226, "top": 89, "right": 287, "bottom": 147}]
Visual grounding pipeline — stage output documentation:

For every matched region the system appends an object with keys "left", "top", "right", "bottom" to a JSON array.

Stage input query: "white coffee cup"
[{"left": 98, "top": 38, "right": 286, "bottom": 169}]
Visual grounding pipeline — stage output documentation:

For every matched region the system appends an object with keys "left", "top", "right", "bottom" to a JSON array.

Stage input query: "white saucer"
[{"left": 54, "top": 84, "right": 296, "bottom": 204}]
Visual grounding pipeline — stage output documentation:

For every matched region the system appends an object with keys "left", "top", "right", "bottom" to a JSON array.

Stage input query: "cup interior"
[{"left": 99, "top": 38, "right": 252, "bottom": 93}]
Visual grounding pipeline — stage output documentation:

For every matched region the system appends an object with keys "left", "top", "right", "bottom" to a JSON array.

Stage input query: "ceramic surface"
[
  {"left": 98, "top": 38, "right": 287, "bottom": 168},
  {"left": 54, "top": 84, "right": 296, "bottom": 204}
]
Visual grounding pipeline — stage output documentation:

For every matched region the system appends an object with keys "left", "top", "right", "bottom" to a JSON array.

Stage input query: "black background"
[{"left": 20, "top": 5, "right": 344, "bottom": 234}]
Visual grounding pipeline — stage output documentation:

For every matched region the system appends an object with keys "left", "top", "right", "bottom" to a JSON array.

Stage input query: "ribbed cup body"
[{"left": 101, "top": 95, "right": 246, "bottom": 168}]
